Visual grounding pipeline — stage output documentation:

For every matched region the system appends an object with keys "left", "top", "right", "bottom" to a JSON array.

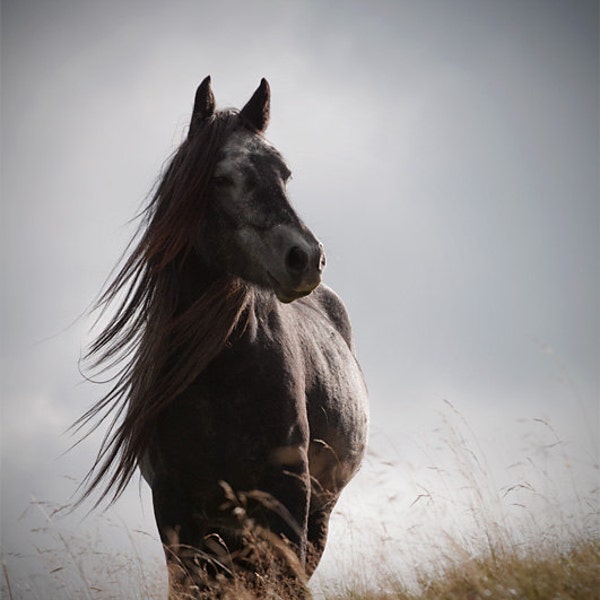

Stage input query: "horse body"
[
  {"left": 145, "top": 285, "right": 367, "bottom": 584},
  {"left": 81, "top": 77, "right": 368, "bottom": 597}
]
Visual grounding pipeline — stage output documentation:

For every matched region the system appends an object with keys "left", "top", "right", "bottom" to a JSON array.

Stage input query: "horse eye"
[{"left": 212, "top": 175, "right": 234, "bottom": 188}]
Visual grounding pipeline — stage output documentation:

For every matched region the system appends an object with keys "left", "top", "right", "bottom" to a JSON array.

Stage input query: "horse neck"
[
  {"left": 173, "top": 252, "right": 222, "bottom": 313},
  {"left": 165, "top": 251, "right": 257, "bottom": 351}
]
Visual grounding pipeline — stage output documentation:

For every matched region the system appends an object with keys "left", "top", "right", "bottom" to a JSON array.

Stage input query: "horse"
[{"left": 77, "top": 76, "right": 369, "bottom": 598}]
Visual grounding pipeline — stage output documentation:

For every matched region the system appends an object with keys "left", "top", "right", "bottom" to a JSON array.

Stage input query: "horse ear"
[
  {"left": 189, "top": 76, "right": 215, "bottom": 138},
  {"left": 240, "top": 78, "right": 270, "bottom": 133}
]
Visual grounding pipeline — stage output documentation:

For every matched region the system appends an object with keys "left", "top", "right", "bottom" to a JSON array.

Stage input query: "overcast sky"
[{"left": 1, "top": 0, "right": 598, "bottom": 595}]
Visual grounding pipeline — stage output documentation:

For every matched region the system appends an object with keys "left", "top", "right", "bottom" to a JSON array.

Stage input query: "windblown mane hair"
[{"left": 76, "top": 109, "right": 252, "bottom": 505}]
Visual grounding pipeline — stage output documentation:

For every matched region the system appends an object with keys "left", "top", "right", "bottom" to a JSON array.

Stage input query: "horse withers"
[{"left": 78, "top": 77, "right": 369, "bottom": 598}]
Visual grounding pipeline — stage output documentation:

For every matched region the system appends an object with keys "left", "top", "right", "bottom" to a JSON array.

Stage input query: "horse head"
[{"left": 191, "top": 76, "right": 326, "bottom": 303}]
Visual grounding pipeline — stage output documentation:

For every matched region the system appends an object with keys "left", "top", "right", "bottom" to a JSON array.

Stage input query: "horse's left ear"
[
  {"left": 189, "top": 75, "right": 215, "bottom": 138},
  {"left": 240, "top": 78, "right": 270, "bottom": 133}
]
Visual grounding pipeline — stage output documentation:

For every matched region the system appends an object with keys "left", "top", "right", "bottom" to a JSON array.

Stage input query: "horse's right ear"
[{"left": 188, "top": 76, "right": 215, "bottom": 138}]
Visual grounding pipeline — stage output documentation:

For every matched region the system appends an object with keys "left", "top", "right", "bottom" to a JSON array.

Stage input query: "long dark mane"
[{"left": 76, "top": 109, "right": 252, "bottom": 504}]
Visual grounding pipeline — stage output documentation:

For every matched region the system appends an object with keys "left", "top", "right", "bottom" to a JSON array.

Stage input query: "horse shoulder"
[{"left": 310, "top": 284, "right": 355, "bottom": 352}]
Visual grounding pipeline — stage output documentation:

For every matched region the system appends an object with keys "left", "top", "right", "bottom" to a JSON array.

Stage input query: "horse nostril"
[
  {"left": 286, "top": 246, "right": 309, "bottom": 274},
  {"left": 318, "top": 251, "right": 326, "bottom": 272}
]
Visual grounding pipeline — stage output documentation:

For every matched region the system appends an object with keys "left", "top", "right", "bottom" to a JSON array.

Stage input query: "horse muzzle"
[{"left": 265, "top": 226, "right": 326, "bottom": 303}]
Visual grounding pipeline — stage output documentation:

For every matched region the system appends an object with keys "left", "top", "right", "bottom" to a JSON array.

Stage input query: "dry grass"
[
  {"left": 3, "top": 535, "right": 599, "bottom": 599},
  {"left": 2, "top": 408, "right": 598, "bottom": 599},
  {"left": 316, "top": 407, "right": 599, "bottom": 600},
  {"left": 325, "top": 537, "right": 599, "bottom": 599}
]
